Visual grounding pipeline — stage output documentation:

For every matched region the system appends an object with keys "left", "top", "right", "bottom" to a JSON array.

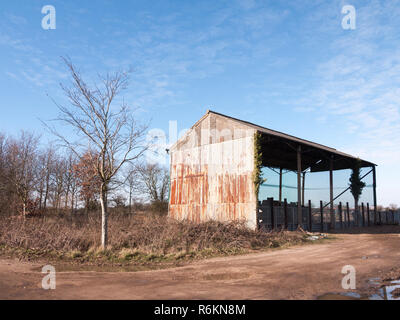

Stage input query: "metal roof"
[{"left": 172, "top": 110, "right": 376, "bottom": 171}]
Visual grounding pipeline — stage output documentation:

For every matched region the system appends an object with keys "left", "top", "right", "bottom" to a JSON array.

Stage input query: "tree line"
[{"left": 0, "top": 131, "right": 169, "bottom": 217}]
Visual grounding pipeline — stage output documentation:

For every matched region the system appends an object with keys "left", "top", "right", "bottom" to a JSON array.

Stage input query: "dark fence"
[{"left": 257, "top": 197, "right": 400, "bottom": 232}]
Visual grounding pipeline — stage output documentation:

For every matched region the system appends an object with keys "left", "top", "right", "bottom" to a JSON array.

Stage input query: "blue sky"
[{"left": 0, "top": 0, "right": 399, "bottom": 206}]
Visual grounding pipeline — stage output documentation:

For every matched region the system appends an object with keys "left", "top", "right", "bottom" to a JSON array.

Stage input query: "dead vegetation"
[{"left": 0, "top": 212, "right": 310, "bottom": 265}]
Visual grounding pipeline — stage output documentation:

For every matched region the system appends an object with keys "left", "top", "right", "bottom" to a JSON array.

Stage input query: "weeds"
[{"left": 0, "top": 212, "right": 310, "bottom": 264}]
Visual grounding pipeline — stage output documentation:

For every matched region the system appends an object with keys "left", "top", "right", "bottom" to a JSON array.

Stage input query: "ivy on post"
[
  {"left": 253, "top": 132, "right": 263, "bottom": 229},
  {"left": 349, "top": 159, "right": 366, "bottom": 227}
]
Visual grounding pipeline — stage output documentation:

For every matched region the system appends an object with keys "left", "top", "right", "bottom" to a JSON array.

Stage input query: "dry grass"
[{"left": 0, "top": 212, "right": 310, "bottom": 263}]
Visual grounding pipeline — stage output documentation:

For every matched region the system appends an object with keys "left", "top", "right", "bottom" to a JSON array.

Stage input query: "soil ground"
[{"left": 1, "top": 225, "right": 400, "bottom": 300}]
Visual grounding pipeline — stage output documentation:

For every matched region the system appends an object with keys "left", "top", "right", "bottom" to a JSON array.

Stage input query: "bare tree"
[
  {"left": 37, "top": 146, "right": 56, "bottom": 211},
  {"left": 52, "top": 156, "right": 67, "bottom": 211},
  {"left": 47, "top": 58, "right": 148, "bottom": 248},
  {"left": 5, "top": 132, "right": 39, "bottom": 216},
  {"left": 64, "top": 151, "right": 78, "bottom": 212},
  {"left": 123, "top": 162, "right": 140, "bottom": 214},
  {"left": 36, "top": 152, "right": 46, "bottom": 210},
  {"left": 0, "top": 133, "right": 82, "bottom": 216},
  {"left": 136, "top": 162, "right": 169, "bottom": 208},
  {"left": 0, "top": 134, "right": 11, "bottom": 215},
  {"left": 73, "top": 150, "right": 101, "bottom": 212}
]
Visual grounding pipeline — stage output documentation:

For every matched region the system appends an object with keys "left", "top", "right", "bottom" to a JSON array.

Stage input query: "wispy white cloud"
[
  {"left": 5, "top": 13, "right": 28, "bottom": 26},
  {"left": 292, "top": 0, "right": 400, "bottom": 205}
]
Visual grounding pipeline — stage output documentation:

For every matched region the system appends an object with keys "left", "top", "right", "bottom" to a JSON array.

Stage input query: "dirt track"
[{"left": 1, "top": 226, "right": 400, "bottom": 300}]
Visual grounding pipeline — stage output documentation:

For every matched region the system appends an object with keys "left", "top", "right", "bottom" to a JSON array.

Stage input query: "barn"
[{"left": 168, "top": 110, "right": 377, "bottom": 230}]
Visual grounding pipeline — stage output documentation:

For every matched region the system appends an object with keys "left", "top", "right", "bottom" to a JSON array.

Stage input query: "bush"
[{"left": 0, "top": 212, "right": 308, "bottom": 257}]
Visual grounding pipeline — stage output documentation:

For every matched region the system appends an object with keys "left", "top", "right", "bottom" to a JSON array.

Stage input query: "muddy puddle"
[{"left": 318, "top": 278, "right": 400, "bottom": 300}]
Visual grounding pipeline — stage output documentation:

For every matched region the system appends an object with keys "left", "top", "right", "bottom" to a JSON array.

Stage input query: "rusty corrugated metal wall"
[{"left": 169, "top": 112, "right": 257, "bottom": 229}]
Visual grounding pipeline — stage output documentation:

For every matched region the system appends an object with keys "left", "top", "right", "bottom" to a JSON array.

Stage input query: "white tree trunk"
[
  {"left": 129, "top": 189, "right": 132, "bottom": 214},
  {"left": 100, "top": 185, "right": 108, "bottom": 249}
]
